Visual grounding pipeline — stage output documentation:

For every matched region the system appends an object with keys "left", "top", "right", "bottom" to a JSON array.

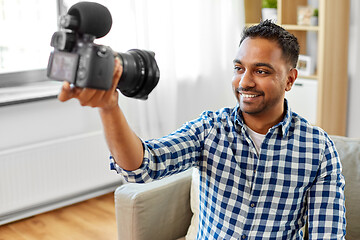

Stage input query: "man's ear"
[{"left": 285, "top": 68, "right": 298, "bottom": 91}]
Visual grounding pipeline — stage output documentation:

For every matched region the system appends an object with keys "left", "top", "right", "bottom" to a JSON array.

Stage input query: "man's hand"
[{"left": 58, "top": 57, "right": 123, "bottom": 111}]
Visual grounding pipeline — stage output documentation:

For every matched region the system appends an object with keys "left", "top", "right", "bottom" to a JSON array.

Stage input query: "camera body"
[
  {"left": 48, "top": 35, "right": 114, "bottom": 90},
  {"left": 47, "top": 1, "right": 159, "bottom": 100}
]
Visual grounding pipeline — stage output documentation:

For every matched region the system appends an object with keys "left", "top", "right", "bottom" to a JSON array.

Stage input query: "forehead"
[{"left": 235, "top": 37, "right": 285, "bottom": 65}]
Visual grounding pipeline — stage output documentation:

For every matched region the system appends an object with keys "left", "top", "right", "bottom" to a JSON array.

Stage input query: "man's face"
[{"left": 232, "top": 37, "right": 295, "bottom": 119}]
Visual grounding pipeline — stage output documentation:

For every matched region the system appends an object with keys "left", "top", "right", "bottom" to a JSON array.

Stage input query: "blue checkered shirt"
[{"left": 111, "top": 101, "right": 346, "bottom": 239}]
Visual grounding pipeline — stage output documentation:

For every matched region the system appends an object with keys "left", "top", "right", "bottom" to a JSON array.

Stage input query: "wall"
[
  {"left": 0, "top": 98, "right": 123, "bottom": 225},
  {"left": 0, "top": 99, "right": 102, "bottom": 150},
  {"left": 347, "top": 0, "right": 360, "bottom": 138}
]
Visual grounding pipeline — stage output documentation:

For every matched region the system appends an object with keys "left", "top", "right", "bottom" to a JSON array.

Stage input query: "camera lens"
[{"left": 117, "top": 49, "right": 160, "bottom": 100}]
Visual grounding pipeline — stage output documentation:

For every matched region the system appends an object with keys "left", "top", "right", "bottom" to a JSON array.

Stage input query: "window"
[
  {"left": 0, "top": 0, "right": 58, "bottom": 88},
  {"left": 0, "top": 0, "right": 57, "bottom": 74},
  {"left": 0, "top": 0, "right": 141, "bottom": 87}
]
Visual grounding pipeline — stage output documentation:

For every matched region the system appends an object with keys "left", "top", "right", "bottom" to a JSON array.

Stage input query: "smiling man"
[
  {"left": 58, "top": 20, "right": 346, "bottom": 239},
  {"left": 233, "top": 29, "right": 298, "bottom": 136}
]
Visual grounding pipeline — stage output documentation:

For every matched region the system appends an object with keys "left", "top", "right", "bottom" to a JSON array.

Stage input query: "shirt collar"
[{"left": 233, "top": 99, "right": 293, "bottom": 138}]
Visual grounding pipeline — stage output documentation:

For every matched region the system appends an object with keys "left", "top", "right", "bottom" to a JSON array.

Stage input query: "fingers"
[
  {"left": 110, "top": 57, "right": 123, "bottom": 92},
  {"left": 79, "top": 88, "right": 112, "bottom": 107},
  {"left": 58, "top": 82, "right": 77, "bottom": 102},
  {"left": 57, "top": 57, "right": 122, "bottom": 109},
  {"left": 99, "top": 57, "right": 122, "bottom": 109},
  {"left": 77, "top": 88, "right": 96, "bottom": 101}
]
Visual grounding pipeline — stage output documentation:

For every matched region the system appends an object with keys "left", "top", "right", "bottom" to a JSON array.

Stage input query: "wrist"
[
  {"left": 99, "top": 103, "right": 120, "bottom": 114},
  {"left": 99, "top": 89, "right": 120, "bottom": 112}
]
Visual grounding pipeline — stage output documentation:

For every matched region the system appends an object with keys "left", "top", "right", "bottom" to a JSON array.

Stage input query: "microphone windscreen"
[{"left": 68, "top": 2, "right": 112, "bottom": 38}]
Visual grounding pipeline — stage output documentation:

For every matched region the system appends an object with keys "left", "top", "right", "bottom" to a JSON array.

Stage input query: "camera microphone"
[{"left": 64, "top": 1, "right": 113, "bottom": 38}]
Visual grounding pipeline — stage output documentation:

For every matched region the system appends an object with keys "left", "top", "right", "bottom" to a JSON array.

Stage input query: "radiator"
[{"left": 0, "top": 131, "right": 124, "bottom": 225}]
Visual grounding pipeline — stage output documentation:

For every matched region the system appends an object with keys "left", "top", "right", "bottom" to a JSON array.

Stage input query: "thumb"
[{"left": 58, "top": 82, "right": 75, "bottom": 102}]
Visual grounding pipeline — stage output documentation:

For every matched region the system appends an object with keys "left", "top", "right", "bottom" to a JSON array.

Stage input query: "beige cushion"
[{"left": 185, "top": 169, "right": 200, "bottom": 240}]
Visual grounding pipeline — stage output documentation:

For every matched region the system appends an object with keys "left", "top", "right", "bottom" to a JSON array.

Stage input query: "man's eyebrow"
[
  {"left": 233, "top": 60, "right": 275, "bottom": 71},
  {"left": 233, "top": 59, "right": 241, "bottom": 64},
  {"left": 255, "top": 62, "right": 275, "bottom": 71}
]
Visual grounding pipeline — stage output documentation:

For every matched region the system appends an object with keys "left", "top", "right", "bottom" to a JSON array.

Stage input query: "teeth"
[{"left": 242, "top": 94, "right": 258, "bottom": 98}]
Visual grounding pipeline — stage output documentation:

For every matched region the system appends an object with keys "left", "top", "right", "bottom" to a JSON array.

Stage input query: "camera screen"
[{"left": 48, "top": 51, "right": 79, "bottom": 82}]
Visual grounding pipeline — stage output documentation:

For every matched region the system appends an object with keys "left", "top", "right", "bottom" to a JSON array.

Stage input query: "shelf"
[
  {"left": 245, "top": 23, "right": 319, "bottom": 32},
  {"left": 298, "top": 74, "right": 318, "bottom": 80},
  {"left": 244, "top": 0, "right": 350, "bottom": 135},
  {"left": 282, "top": 24, "right": 319, "bottom": 31},
  {"left": 245, "top": 23, "right": 259, "bottom": 27}
]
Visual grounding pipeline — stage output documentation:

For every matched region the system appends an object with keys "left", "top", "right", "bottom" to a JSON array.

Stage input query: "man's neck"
[{"left": 242, "top": 109, "right": 285, "bottom": 135}]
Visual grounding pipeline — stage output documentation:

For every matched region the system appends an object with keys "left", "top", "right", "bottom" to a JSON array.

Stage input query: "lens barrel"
[{"left": 117, "top": 49, "right": 160, "bottom": 100}]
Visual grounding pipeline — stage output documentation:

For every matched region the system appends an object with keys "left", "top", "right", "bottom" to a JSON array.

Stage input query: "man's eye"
[
  {"left": 256, "top": 69, "right": 269, "bottom": 75},
  {"left": 234, "top": 66, "right": 243, "bottom": 72}
]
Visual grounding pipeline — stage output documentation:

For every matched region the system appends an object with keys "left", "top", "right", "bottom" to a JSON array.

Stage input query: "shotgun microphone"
[{"left": 62, "top": 1, "right": 112, "bottom": 38}]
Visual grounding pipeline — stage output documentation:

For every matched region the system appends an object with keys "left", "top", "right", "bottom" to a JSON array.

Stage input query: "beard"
[{"left": 236, "top": 87, "right": 284, "bottom": 116}]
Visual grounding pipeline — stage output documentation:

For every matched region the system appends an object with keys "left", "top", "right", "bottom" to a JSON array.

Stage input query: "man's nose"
[{"left": 239, "top": 70, "right": 255, "bottom": 89}]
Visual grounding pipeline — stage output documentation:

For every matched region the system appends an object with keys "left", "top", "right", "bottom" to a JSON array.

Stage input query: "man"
[{"left": 58, "top": 20, "right": 346, "bottom": 239}]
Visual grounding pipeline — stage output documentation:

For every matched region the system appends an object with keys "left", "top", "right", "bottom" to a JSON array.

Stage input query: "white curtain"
[
  {"left": 67, "top": 0, "right": 245, "bottom": 139},
  {"left": 347, "top": 0, "right": 360, "bottom": 137}
]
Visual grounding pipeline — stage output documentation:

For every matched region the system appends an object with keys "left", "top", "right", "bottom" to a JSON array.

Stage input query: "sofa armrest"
[
  {"left": 114, "top": 170, "right": 193, "bottom": 240},
  {"left": 331, "top": 135, "right": 360, "bottom": 240}
]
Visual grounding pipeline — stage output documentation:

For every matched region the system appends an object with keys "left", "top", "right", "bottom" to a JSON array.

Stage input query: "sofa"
[{"left": 114, "top": 135, "right": 360, "bottom": 240}]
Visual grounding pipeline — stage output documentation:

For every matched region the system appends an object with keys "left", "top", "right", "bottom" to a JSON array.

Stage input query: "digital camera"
[{"left": 47, "top": 2, "right": 160, "bottom": 100}]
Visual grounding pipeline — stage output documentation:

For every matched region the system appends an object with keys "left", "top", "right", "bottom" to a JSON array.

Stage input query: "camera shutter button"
[{"left": 97, "top": 46, "right": 108, "bottom": 57}]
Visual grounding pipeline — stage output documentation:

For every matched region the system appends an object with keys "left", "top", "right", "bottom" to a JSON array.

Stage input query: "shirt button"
[
  {"left": 242, "top": 234, "right": 247, "bottom": 239},
  {"left": 250, "top": 202, "right": 256, "bottom": 208}
]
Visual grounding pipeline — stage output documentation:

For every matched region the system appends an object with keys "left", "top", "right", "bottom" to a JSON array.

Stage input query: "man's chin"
[{"left": 239, "top": 102, "right": 263, "bottom": 115}]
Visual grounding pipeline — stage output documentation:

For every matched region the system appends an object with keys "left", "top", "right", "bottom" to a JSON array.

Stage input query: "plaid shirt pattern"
[{"left": 112, "top": 101, "right": 346, "bottom": 239}]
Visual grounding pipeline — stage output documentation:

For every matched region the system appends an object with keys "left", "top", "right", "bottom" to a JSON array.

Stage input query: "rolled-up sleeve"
[{"left": 111, "top": 111, "right": 215, "bottom": 183}]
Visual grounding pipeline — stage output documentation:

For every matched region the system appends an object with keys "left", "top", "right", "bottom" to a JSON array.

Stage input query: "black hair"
[{"left": 240, "top": 20, "right": 300, "bottom": 68}]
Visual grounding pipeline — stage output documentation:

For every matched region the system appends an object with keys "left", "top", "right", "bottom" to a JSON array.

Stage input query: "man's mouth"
[
  {"left": 241, "top": 93, "right": 259, "bottom": 98},
  {"left": 236, "top": 88, "right": 263, "bottom": 99}
]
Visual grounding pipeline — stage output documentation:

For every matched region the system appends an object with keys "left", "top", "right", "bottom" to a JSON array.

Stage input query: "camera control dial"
[{"left": 97, "top": 46, "right": 110, "bottom": 58}]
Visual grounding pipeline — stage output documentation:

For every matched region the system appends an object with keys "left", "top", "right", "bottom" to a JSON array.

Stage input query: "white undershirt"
[{"left": 246, "top": 127, "right": 266, "bottom": 154}]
